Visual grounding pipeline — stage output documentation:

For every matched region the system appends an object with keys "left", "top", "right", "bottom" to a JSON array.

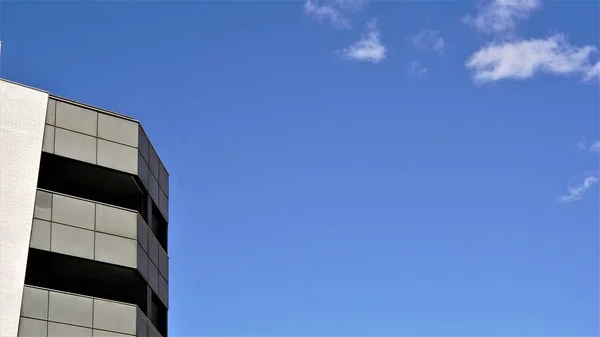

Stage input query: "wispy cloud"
[
  {"left": 463, "top": 0, "right": 541, "bottom": 36},
  {"left": 558, "top": 139, "right": 600, "bottom": 203},
  {"left": 331, "top": 0, "right": 366, "bottom": 11},
  {"left": 578, "top": 139, "right": 600, "bottom": 153},
  {"left": 590, "top": 140, "right": 600, "bottom": 153},
  {"left": 557, "top": 174, "right": 598, "bottom": 203},
  {"left": 465, "top": 34, "right": 599, "bottom": 83},
  {"left": 583, "top": 60, "right": 600, "bottom": 81},
  {"left": 412, "top": 29, "right": 446, "bottom": 55},
  {"left": 340, "top": 19, "right": 386, "bottom": 64},
  {"left": 408, "top": 61, "right": 428, "bottom": 76},
  {"left": 304, "top": 0, "right": 364, "bottom": 29}
]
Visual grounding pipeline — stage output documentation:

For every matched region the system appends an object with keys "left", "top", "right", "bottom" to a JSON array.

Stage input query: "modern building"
[{"left": 0, "top": 79, "right": 169, "bottom": 337}]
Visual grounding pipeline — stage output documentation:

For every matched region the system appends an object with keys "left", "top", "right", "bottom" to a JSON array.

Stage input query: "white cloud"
[
  {"left": 340, "top": 19, "right": 386, "bottom": 64},
  {"left": 576, "top": 138, "right": 600, "bottom": 153},
  {"left": 465, "top": 34, "right": 599, "bottom": 83},
  {"left": 464, "top": 0, "right": 541, "bottom": 35},
  {"left": 559, "top": 141, "right": 599, "bottom": 203},
  {"left": 304, "top": 0, "right": 364, "bottom": 29},
  {"left": 408, "top": 61, "right": 428, "bottom": 76},
  {"left": 412, "top": 29, "right": 446, "bottom": 54},
  {"left": 557, "top": 174, "right": 598, "bottom": 203},
  {"left": 332, "top": 0, "right": 365, "bottom": 11},
  {"left": 583, "top": 60, "right": 600, "bottom": 81},
  {"left": 589, "top": 140, "right": 600, "bottom": 153}
]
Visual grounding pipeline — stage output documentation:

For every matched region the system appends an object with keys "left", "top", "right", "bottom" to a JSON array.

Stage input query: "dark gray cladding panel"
[
  {"left": 42, "top": 125, "right": 55, "bottom": 153},
  {"left": 48, "top": 291, "right": 93, "bottom": 327},
  {"left": 54, "top": 128, "right": 97, "bottom": 164},
  {"left": 46, "top": 99, "right": 56, "bottom": 125},
  {"left": 50, "top": 223, "right": 95, "bottom": 260},
  {"left": 95, "top": 232, "right": 137, "bottom": 268},
  {"left": 18, "top": 318, "right": 48, "bottom": 337},
  {"left": 93, "top": 298, "right": 137, "bottom": 335},
  {"left": 30, "top": 219, "right": 51, "bottom": 251},
  {"left": 48, "top": 322, "right": 92, "bottom": 337},
  {"left": 21, "top": 287, "right": 49, "bottom": 320},
  {"left": 34, "top": 190, "right": 52, "bottom": 221},
  {"left": 52, "top": 194, "right": 95, "bottom": 230},
  {"left": 138, "top": 127, "right": 150, "bottom": 163},
  {"left": 97, "top": 139, "right": 138, "bottom": 174},
  {"left": 55, "top": 101, "right": 98, "bottom": 137},
  {"left": 98, "top": 113, "right": 139, "bottom": 147},
  {"left": 148, "top": 145, "right": 159, "bottom": 179},
  {"left": 158, "top": 162, "right": 169, "bottom": 198}
]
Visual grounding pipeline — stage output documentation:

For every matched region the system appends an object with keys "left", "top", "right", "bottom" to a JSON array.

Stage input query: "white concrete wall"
[{"left": 0, "top": 80, "right": 48, "bottom": 337}]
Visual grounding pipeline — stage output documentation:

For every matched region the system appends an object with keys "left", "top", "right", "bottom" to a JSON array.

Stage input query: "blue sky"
[{"left": 1, "top": 0, "right": 599, "bottom": 335}]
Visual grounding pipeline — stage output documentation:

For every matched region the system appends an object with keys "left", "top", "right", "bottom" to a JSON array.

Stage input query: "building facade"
[{"left": 0, "top": 79, "right": 169, "bottom": 337}]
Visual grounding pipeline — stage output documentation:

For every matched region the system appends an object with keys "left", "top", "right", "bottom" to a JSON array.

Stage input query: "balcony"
[
  {"left": 18, "top": 285, "right": 162, "bottom": 337},
  {"left": 42, "top": 97, "right": 169, "bottom": 220},
  {"left": 31, "top": 189, "right": 168, "bottom": 307}
]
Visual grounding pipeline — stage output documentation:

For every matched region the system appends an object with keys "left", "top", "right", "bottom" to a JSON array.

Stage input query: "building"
[{"left": 0, "top": 79, "right": 169, "bottom": 337}]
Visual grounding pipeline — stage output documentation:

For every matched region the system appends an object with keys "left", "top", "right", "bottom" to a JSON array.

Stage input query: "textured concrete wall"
[{"left": 0, "top": 80, "right": 49, "bottom": 337}]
